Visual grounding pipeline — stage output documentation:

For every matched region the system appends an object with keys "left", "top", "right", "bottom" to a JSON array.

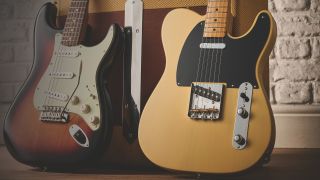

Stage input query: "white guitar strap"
[{"left": 125, "top": 0, "right": 143, "bottom": 114}]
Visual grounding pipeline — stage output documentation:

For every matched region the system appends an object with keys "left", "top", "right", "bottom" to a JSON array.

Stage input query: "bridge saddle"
[{"left": 188, "top": 83, "right": 224, "bottom": 120}]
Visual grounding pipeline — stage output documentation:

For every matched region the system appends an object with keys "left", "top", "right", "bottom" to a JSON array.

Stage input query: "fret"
[
  {"left": 206, "top": 12, "right": 227, "bottom": 18},
  {"left": 205, "top": 17, "right": 228, "bottom": 24},
  {"left": 207, "top": 7, "right": 228, "bottom": 13},
  {"left": 203, "top": 0, "right": 229, "bottom": 38},
  {"left": 204, "top": 28, "right": 225, "bottom": 33},
  {"left": 205, "top": 23, "right": 227, "bottom": 28},
  {"left": 203, "top": 32, "right": 225, "bottom": 38},
  {"left": 208, "top": 1, "right": 228, "bottom": 7}
]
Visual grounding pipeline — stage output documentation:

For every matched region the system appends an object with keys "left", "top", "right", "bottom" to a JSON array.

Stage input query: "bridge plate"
[{"left": 188, "top": 83, "right": 224, "bottom": 120}]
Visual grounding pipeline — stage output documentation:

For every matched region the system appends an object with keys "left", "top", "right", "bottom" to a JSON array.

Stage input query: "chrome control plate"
[
  {"left": 232, "top": 82, "right": 253, "bottom": 150},
  {"left": 188, "top": 83, "right": 224, "bottom": 120}
]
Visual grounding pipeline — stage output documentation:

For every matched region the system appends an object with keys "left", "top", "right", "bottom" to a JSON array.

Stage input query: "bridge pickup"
[
  {"left": 45, "top": 91, "right": 69, "bottom": 102},
  {"left": 49, "top": 72, "right": 75, "bottom": 79},
  {"left": 200, "top": 43, "right": 226, "bottom": 49},
  {"left": 188, "top": 83, "right": 224, "bottom": 120},
  {"left": 40, "top": 106, "right": 69, "bottom": 123},
  {"left": 192, "top": 85, "right": 221, "bottom": 102}
]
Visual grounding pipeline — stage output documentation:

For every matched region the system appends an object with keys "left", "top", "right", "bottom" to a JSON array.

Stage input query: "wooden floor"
[{"left": 0, "top": 146, "right": 319, "bottom": 180}]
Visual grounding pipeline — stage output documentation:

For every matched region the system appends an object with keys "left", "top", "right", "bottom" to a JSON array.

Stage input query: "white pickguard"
[{"left": 34, "top": 26, "right": 115, "bottom": 131}]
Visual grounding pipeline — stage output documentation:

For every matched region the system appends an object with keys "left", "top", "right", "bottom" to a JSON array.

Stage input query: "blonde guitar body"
[{"left": 139, "top": 8, "right": 276, "bottom": 174}]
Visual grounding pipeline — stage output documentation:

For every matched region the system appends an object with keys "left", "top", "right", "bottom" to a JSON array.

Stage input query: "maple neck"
[
  {"left": 61, "top": 0, "right": 88, "bottom": 46},
  {"left": 203, "top": 0, "right": 230, "bottom": 38}
]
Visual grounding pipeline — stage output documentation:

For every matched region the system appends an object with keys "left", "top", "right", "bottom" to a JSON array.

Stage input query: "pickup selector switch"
[
  {"left": 240, "top": 93, "right": 249, "bottom": 102},
  {"left": 80, "top": 104, "right": 91, "bottom": 114},
  {"left": 71, "top": 96, "right": 80, "bottom": 105},
  {"left": 237, "top": 107, "right": 249, "bottom": 119}
]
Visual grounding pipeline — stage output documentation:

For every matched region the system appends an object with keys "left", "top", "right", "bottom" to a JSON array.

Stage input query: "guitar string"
[
  {"left": 217, "top": 0, "right": 227, "bottom": 83},
  {"left": 195, "top": 0, "right": 215, "bottom": 114},
  {"left": 48, "top": 3, "right": 79, "bottom": 109},
  {"left": 204, "top": 16, "right": 216, "bottom": 117},
  {"left": 46, "top": 1, "right": 86, "bottom": 114},
  {"left": 44, "top": 16, "right": 69, "bottom": 109},
  {"left": 211, "top": 1, "right": 221, "bottom": 121},
  {"left": 194, "top": 24, "right": 207, "bottom": 111},
  {"left": 54, "top": 5, "right": 85, "bottom": 99},
  {"left": 45, "top": 2, "right": 75, "bottom": 108},
  {"left": 43, "top": 0, "right": 80, "bottom": 108},
  {"left": 217, "top": 37, "right": 224, "bottom": 82},
  {"left": 55, "top": 1, "right": 87, "bottom": 115},
  {"left": 199, "top": 3, "right": 215, "bottom": 109},
  {"left": 208, "top": 1, "right": 216, "bottom": 83}
]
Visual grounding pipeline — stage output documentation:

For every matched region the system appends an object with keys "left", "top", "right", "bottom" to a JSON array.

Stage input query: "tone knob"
[
  {"left": 70, "top": 96, "right": 80, "bottom": 105},
  {"left": 80, "top": 104, "right": 91, "bottom": 114},
  {"left": 234, "top": 134, "right": 246, "bottom": 145},
  {"left": 237, "top": 107, "right": 248, "bottom": 118},
  {"left": 240, "top": 93, "right": 249, "bottom": 102},
  {"left": 90, "top": 116, "right": 100, "bottom": 126}
]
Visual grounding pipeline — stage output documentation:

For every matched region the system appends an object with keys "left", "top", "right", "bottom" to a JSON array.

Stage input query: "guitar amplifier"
[{"left": 55, "top": 0, "right": 269, "bottom": 168}]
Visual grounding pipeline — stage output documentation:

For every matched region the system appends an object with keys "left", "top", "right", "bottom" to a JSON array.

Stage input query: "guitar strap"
[{"left": 121, "top": 0, "right": 143, "bottom": 143}]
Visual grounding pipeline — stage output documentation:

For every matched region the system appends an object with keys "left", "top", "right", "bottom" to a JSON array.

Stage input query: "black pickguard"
[{"left": 177, "top": 12, "right": 271, "bottom": 88}]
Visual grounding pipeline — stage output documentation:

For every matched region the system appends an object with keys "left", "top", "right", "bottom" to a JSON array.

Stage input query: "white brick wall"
[
  {"left": 0, "top": 0, "right": 319, "bottom": 145},
  {"left": 0, "top": 0, "right": 50, "bottom": 144},
  {"left": 269, "top": 0, "right": 320, "bottom": 104}
]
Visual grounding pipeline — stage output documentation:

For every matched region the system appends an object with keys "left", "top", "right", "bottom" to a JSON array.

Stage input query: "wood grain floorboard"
[{"left": 0, "top": 146, "right": 319, "bottom": 180}]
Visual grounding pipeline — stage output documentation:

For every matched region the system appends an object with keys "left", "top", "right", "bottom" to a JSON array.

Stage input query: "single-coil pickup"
[
  {"left": 192, "top": 85, "right": 221, "bottom": 102},
  {"left": 200, "top": 43, "right": 226, "bottom": 49},
  {"left": 55, "top": 49, "right": 80, "bottom": 58},
  {"left": 45, "top": 91, "right": 69, "bottom": 102},
  {"left": 49, "top": 72, "right": 74, "bottom": 79}
]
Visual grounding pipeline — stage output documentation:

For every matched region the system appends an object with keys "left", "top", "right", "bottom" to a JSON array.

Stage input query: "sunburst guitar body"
[
  {"left": 139, "top": 0, "right": 277, "bottom": 174},
  {"left": 3, "top": 1, "right": 122, "bottom": 168}
]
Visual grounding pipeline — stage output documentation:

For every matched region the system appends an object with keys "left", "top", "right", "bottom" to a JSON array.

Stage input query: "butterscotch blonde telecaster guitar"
[{"left": 139, "top": 0, "right": 277, "bottom": 174}]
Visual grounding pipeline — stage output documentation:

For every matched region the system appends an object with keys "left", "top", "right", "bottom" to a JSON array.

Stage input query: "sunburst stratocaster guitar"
[
  {"left": 3, "top": 0, "right": 122, "bottom": 168},
  {"left": 139, "top": 0, "right": 277, "bottom": 174}
]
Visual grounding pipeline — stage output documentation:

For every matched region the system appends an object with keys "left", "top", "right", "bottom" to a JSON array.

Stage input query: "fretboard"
[
  {"left": 61, "top": 0, "right": 88, "bottom": 46},
  {"left": 203, "top": 0, "right": 229, "bottom": 38}
]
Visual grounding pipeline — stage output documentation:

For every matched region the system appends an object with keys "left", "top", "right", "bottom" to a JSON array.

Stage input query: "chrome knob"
[
  {"left": 234, "top": 134, "right": 246, "bottom": 145},
  {"left": 80, "top": 104, "right": 91, "bottom": 114},
  {"left": 90, "top": 116, "right": 100, "bottom": 126},
  {"left": 70, "top": 96, "right": 80, "bottom": 105},
  {"left": 237, "top": 107, "right": 248, "bottom": 118}
]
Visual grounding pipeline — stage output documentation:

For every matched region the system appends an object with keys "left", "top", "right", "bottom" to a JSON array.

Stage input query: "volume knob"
[
  {"left": 80, "top": 104, "right": 91, "bottom": 114},
  {"left": 234, "top": 134, "right": 246, "bottom": 145},
  {"left": 71, "top": 96, "right": 80, "bottom": 105},
  {"left": 237, "top": 107, "right": 248, "bottom": 118},
  {"left": 90, "top": 116, "right": 100, "bottom": 126}
]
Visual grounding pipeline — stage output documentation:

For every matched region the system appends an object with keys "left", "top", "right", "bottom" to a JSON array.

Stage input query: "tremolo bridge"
[
  {"left": 188, "top": 83, "right": 224, "bottom": 120},
  {"left": 39, "top": 106, "right": 69, "bottom": 123}
]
